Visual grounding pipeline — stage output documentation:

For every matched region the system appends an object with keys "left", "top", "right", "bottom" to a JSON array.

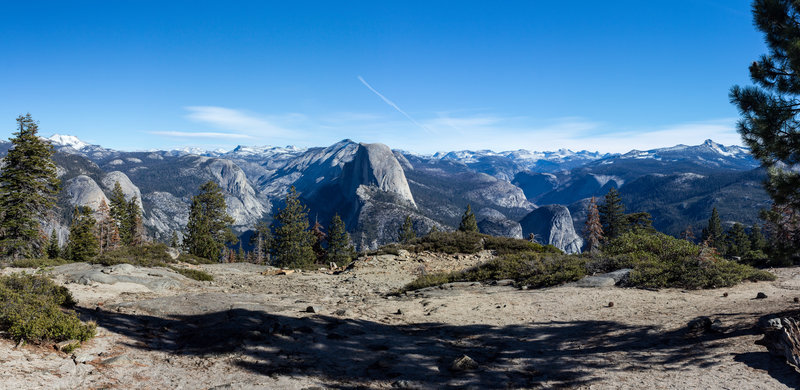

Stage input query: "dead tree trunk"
[{"left": 760, "top": 316, "right": 800, "bottom": 369}]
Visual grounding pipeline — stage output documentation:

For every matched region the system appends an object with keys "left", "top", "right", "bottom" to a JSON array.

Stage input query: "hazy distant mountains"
[{"left": 0, "top": 134, "right": 767, "bottom": 254}]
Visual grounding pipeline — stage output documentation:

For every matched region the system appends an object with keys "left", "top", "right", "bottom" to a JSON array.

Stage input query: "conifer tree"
[
  {"left": 108, "top": 182, "right": 132, "bottom": 244},
  {"left": 730, "top": 0, "right": 800, "bottom": 213},
  {"left": 170, "top": 231, "right": 180, "bottom": 248},
  {"left": 326, "top": 214, "right": 355, "bottom": 267},
  {"left": 583, "top": 197, "right": 604, "bottom": 254},
  {"left": 271, "top": 186, "right": 315, "bottom": 268},
  {"left": 250, "top": 221, "right": 272, "bottom": 264},
  {"left": 46, "top": 229, "right": 60, "bottom": 259},
  {"left": 399, "top": 215, "right": 416, "bottom": 244},
  {"left": 184, "top": 181, "right": 237, "bottom": 261},
  {"left": 127, "top": 198, "right": 147, "bottom": 246},
  {"left": 750, "top": 223, "right": 767, "bottom": 252},
  {"left": 96, "top": 199, "right": 120, "bottom": 253},
  {"left": 598, "top": 188, "right": 625, "bottom": 240},
  {"left": 724, "top": 222, "right": 751, "bottom": 257},
  {"left": 310, "top": 219, "right": 327, "bottom": 262},
  {"left": 0, "top": 114, "right": 60, "bottom": 258},
  {"left": 458, "top": 204, "right": 478, "bottom": 233},
  {"left": 702, "top": 207, "right": 723, "bottom": 249},
  {"left": 66, "top": 206, "right": 99, "bottom": 261},
  {"left": 427, "top": 225, "right": 439, "bottom": 235},
  {"left": 680, "top": 225, "right": 696, "bottom": 242}
]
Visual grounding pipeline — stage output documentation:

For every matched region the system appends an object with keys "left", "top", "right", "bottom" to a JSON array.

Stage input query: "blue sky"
[{"left": 0, "top": 1, "right": 766, "bottom": 153}]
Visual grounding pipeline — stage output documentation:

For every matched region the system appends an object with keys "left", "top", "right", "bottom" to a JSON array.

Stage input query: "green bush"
[
  {"left": 177, "top": 253, "right": 217, "bottom": 265},
  {"left": 167, "top": 266, "right": 214, "bottom": 281},
  {"left": 482, "top": 235, "right": 561, "bottom": 255},
  {"left": 398, "top": 251, "right": 586, "bottom": 293},
  {"left": 408, "top": 231, "right": 484, "bottom": 254},
  {"left": 92, "top": 243, "right": 174, "bottom": 267},
  {"left": 0, "top": 274, "right": 95, "bottom": 342},
  {"left": 600, "top": 231, "right": 776, "bottom": 289},
  {"left": 10, "top": 257, "right": 72, "bottom": 269}
]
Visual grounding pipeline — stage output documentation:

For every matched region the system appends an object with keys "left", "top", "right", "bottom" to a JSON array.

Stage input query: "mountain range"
[{"left": 0, "top": 135, "right": 769, "bottom": 254}]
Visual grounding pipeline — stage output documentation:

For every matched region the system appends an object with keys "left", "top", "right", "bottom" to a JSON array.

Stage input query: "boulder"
[{"left": 519, "top": 204, "right": 584, "bottom": 254}]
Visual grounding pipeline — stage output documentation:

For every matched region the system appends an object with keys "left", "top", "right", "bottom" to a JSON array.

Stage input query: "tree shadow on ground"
[{"left": 77, "top": 304, "right": 783, "bottom": 389}]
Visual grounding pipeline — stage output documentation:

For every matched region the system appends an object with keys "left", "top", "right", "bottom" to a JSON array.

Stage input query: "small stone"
[
  {"left": 794, "top": 297, "right": 799, "bottom": 303},
  {"left": 395, "top": 309, "right": 403, "bottom": 315},
  {"left": 72, "top": 353, "right": 94, "bottom": 364},
  {"left": 392, "top": 380, "right": 419, "bottom": 389},
  {"left": 101, "top": 354, "right": 134, "bottom": 366},
  {"left": 451, "top": 354, "right": 478, "bottom": 371},
  {"left": 722, "top": 292, "right": 728, "bottom": 297},
  {"left": 334, "top": 309, "right": 347, "bottom": 316},
  {"left": 608, "top": 302, "right": 614, "bottom": 308},
  {"left": 756, "top": 292, "right": 768, "bottom": 299},
  {"left": 710, "top": 319, "right": 725, "bottom": 333},
  {"left": 306, "top": 306, "right": 317, "bottom": 313},
  {"left": 54, "top": 340, "right": 80, "bottom": 352},
  {"left": 688, "top": 316, "right": 712, "bottom": 332}
]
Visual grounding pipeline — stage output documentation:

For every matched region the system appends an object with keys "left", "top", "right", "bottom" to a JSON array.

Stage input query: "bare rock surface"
[{"left": 3, "top": 256, "right": 800, "bottom": 389}]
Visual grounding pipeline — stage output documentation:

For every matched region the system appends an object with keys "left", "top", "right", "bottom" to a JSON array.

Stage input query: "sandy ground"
[{"left": 2, "top": 251, "right": 800, "bottom": 389}]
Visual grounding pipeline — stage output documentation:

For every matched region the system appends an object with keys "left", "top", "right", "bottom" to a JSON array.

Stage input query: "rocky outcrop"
[
  {"left": 476, "top": 208, "right": 522, "bottom": 239},
  {"left": 65, "top": 175, "right": 110, "bottom": 212},
  {"left": 342, "top": 143, "right": 416, "bottom": 208},
  {"left": 519, "top": 205, "right": 583, "bottom": 254},
  {"left": 180, "top": 156, "right": 267, "bottom": 230},
  {"left": 101, "top": 171, "right": 143, "bottom": 210}
]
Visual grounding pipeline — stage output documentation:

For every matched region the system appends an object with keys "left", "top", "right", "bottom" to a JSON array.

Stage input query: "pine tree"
[
  {"left": 170, "top": 231, "right": 180, "bottom": 248},
  {"left": 250, "top": 221, "right": 272, "bottom": 264},
  {"left": 399, "top": 215, "right": 416, "bottom": 244},
  {"left": 730, "top": 0, "right": 800, "bottom": 213},
  {"left": 598, "top": 188, "right": 625, "bottom": 240},
  {"left": 127, "top": 198, "right": 147, "bottom": 246},
  {"left": 0, "top": 114, "right": 60, "bottom": 258},
  {"left": 46, "top": 229, "right": 60, "bottom": 259},
  {"left": 271, "top": 186, "right": 315, "bottom": 268},
  {"left": 724, "top": 222, "right": 751, "bottom": 257},
  {"left": 66, "top": 206, "right": 99, "bottom": 261},
  {"left": 427, "top": 225, "right": 439, "bottom": 235},
  {"left": 95, "top": 199, "right": 120, "bottom": 253},
  {"left": 750, "top": 223, "right": 767, "bottom": 252},
  {"left": 310, "top": 219, "right": 327, "bottom": 263},
  {"left": 108, "top": 181, "right": 132, "bottom": 245},
  {"left": 583, "top": 196, "right": 604, "bottom": 254},
  {"left": 326, "top": 214, "right": 355, "bottom": 267},
  {"left": 680, "top": 225, "right": 696, "bottom": 242},
  {"left": 458, "top": 204, "right": 478, "bottom": 233},
  {"left": 701, "top": 207, "right": 723, "bottom": 249},
  {"left": 184, "top": 181, "right": 237, "bottom": 261}
]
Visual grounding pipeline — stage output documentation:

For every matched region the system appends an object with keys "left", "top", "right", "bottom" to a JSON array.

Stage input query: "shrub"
[
  {"left": 10, "top": 257, "right": 71, "bottom": 269},
  {"left": 482, "top": 235, "right": 561, "bottom": 255},
  {"left": 0, "top": 274, "right": 95, "bottom": 342},
  {"left": 398, "top": 251, "right": 586, "bottom": 293},
  {"left": 408, "top": 231, "right": 484, "bottom": 254},
  {"left": 167, "top": 266, "right": 214, "bottom": 282},
  {"left": 177, "top": 253, "right": 217, "bottom": 265},
  {"left": 601, "top": 231, "right": 776, "bottom": 289},
  {"left": 92, "top": 243, "right": 174, "bottom": 267}
]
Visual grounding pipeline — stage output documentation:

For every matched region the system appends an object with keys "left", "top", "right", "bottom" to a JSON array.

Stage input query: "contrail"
[{"left": 358, "top": 76, "right": 430, "bottom": 132}]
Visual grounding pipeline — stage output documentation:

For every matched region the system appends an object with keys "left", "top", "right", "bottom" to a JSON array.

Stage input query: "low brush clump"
[
  {"left": 398, "top": 231, "right": 776, "bottom": 293},
  {"left": 9, "top": 257, "right": 72, "bottom": 269},
  {"left": 596, "top": 231, "right": 775, "bottom": 289},
  {"left": 0, "top": 274, "right": 95, "bottom": 343},
  {"left": 91, "top": 244, "right": 214, "bottom": 282},
  {"left": 389, "top": 230, "right": 561, "bottom": 256}
]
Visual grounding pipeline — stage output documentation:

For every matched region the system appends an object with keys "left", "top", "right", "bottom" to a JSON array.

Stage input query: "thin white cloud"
[
  {"left": 357, "top": 76, "right": 430, "bottom": 132},
  {"left": 184, "top": 106, "right": 291, "bottom": 136},
  {"left": 149, "top": 131, "right": 254, "bottom": 139}
]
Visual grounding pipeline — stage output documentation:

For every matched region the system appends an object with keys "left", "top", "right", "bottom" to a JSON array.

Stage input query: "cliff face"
[
  {"left": 520, "top": 205, "right": 583, "bottom": 254},
  {"left": 65, "top": 175, "right": 110, "bottom": 212},
  {"left": 101, "top": 171, "right": 143, "bottom": 210},
  {"left": 342, "top": 143, "right": 416, "bottom": 208}
]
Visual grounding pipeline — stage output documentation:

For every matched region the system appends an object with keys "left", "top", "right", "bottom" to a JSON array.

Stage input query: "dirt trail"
[{"left": 2, "top": 252, "right": 800, "bottom": 389}]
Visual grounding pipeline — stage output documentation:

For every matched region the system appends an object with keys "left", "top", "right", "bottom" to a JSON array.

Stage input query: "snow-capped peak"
[{"left": 48, "top": 134, "right": 89, "bottom": 150}]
